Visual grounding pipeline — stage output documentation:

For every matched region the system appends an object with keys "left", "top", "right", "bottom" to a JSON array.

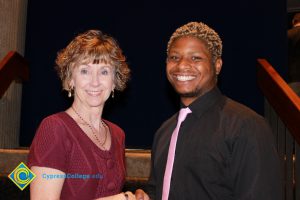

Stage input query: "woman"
[{"left": 28, "top": 30, "right": 135, "bottom": 200}]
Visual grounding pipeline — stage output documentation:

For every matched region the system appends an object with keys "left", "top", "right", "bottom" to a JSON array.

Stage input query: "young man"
[{"left": 137, "top": 21, "right": 282, "bottom": 200}]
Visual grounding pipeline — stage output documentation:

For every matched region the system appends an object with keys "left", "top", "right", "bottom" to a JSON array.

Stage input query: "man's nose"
[{"left": 178, "top": 58, "right": 191, "bottom": 69}]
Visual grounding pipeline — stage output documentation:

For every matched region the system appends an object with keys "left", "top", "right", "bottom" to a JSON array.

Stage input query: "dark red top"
[{"left": 28, "top": 112, "right": 126, "bottom": 200}]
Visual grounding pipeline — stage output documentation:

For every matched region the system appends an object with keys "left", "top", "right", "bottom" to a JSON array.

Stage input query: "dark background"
[{"left": 20, "top": 0, "right": 287, "bottom": 148}]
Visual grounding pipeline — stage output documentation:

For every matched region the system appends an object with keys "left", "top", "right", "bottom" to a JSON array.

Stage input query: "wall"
[{"left": 20, "top": 0, "right": 287, "bottom": 148}]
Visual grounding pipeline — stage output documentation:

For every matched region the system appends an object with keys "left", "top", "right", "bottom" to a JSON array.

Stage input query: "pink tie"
[{"left": 162, "top": 107, "right": 192, "bottom": 200}]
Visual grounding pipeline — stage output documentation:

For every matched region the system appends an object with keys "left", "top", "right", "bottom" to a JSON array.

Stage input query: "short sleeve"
[{"left": 27, "top": 114, "right": 71, "bottom": 172}]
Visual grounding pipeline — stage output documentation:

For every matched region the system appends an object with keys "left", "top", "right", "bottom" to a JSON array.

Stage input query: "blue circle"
[{"left": 19, "top": 172, "right": 27, "bottom": 180}]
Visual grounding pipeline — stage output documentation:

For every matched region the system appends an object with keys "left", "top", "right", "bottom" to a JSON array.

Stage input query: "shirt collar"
[{"left": 181, "top": 87, "right": 225, "bottom": 118}]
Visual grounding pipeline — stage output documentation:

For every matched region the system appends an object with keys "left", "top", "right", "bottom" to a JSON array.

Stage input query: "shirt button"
[
  {"left": 107, "top": 182, "right": 116, "bottom": 191},
  {"left": 107, "top": 159, "right": 114, "bottom": 169}
]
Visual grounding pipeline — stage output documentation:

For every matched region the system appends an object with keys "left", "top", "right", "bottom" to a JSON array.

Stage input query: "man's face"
[{"left": 166, "top": 36, "right": 222, "bottom": 105}]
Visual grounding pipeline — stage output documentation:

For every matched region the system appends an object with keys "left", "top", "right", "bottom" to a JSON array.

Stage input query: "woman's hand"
[{"left": 97, "top": 191, "right": 136, "bottom": 200}]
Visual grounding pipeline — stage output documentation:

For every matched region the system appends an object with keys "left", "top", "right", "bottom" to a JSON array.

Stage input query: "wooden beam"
[
  {"left": 0, "top": 51, "right": 29, "bottom": 98},
  {"left": 257, "top": 59, "right": 300, "bottom": 144}
]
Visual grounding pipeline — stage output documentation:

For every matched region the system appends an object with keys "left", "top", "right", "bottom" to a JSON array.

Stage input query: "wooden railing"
[
  {"left": 0, "top": 51, "right": 29, "bottom": 98},
  {"left": 257, "top": 59, "right": 300, "bottom": 200}
]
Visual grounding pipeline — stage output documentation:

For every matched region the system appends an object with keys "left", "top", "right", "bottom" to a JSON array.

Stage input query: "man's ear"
[{"left": 215, "top": 58, "right": 222, "bottom": 75}]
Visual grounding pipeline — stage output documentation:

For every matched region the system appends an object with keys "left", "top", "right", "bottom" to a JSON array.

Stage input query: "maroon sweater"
[{"left": 28, "top": 112, "right": 126, "bottom": 199}]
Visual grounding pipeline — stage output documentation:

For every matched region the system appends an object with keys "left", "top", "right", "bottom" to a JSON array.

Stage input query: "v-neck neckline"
[{"left": 62, "top": 111, "right": 114, "bottom": 154}]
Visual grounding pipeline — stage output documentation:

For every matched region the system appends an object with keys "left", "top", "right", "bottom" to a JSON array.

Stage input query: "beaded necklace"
[{"left": 71, "top": 106, "right": 108, "bottom": 150}]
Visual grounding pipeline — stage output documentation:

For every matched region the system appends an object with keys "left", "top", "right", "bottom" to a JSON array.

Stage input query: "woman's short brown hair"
[{"left": 55, "top": 30, "right": 130, "bottom": 92}]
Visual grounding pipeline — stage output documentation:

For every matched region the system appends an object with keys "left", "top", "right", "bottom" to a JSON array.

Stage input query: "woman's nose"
[{"left": 91, "top": 73, "right": 100, "bottom": 86}]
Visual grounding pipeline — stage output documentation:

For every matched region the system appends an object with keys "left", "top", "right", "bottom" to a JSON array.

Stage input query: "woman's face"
[{"left": 70, "top": 62, "right": 115, "bottom": 109}]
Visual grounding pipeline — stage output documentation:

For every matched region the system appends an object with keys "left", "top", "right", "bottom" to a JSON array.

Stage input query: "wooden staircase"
[{"left": 257, "top": 59, "right": 300, "bottom": 200}]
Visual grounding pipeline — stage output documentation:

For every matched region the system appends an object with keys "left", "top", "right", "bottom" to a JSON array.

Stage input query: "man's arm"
[{"left": 231, "top": 117, "right": 283, "bottom": 200}]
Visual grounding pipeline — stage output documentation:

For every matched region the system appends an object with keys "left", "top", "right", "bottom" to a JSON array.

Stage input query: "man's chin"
[
  {"left": 179, "top": 92, "right": 199, "bottom": 98},
  {"left": 178, "top": 88, "right": 210, "bottom": 98}
]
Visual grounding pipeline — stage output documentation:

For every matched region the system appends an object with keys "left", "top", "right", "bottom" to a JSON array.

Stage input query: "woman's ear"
[{"left": 69, "top": 79, "right": 74, "bottom": 90}]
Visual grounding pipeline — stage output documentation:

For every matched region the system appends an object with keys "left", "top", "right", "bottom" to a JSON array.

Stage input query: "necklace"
[{"left": 71, "top": 106, "right": 108, "bottom": 149}]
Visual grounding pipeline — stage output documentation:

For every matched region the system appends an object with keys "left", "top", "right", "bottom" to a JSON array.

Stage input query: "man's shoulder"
[
  {"left": 220, "top": 97, "right": 270, "bottom": 133},
  {"left": 222, "top": 97, "right": 265, "bottom": 122}
]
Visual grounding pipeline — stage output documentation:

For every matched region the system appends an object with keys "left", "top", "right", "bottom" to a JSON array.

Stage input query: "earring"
[
  {"left": 68, "top": 85, "right": 74, "bottom": 98},
  {"left": 111, "top": 89, "right": 115, "bottom": 98}
]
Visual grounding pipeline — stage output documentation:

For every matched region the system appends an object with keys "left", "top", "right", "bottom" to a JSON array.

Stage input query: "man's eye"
[
  {"left": 191, "top": 56, "right": 201, "bottom": 61},
  {"left": 80, "top": 69, "right": 88, "bottom": 74},
  {"left": 168, "top": 56, "right": 179, "bottom": 61}
]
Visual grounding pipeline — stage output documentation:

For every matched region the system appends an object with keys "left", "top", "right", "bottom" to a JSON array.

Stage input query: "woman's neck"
[{"left": 70, "top": 103, "right": 103, "bottom": 128}]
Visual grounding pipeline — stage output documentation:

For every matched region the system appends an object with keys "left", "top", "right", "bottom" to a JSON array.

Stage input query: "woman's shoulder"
[
  {"left": 35, "top": 112, "right": 75, "bottom": 138},
  {"left": 39, "top": 112, "right": 74, "bottom": 127},
  {"left": 28, "top": 112, "right": 72, "bottom": 171},
  {"left": 41, "top": 112, "right": 68, "bottom": 122}
]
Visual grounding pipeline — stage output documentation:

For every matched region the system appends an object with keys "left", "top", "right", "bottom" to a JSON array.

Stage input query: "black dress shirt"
[{"left": 146, "top": 87, "right": 282, "bottom": 200}]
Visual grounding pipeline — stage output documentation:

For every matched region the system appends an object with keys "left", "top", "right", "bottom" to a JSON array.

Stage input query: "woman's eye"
[
  {"left": 80, "top": 69, "right": 88, "bottom": 74},
  {"left": 101, "top": 69, "right": 109, "bottom": 75}
]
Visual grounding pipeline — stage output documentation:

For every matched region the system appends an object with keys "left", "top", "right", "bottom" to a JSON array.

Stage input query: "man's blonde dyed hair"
[{"left": 167, "top": 22, "right": 223, "bottom": 62}]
